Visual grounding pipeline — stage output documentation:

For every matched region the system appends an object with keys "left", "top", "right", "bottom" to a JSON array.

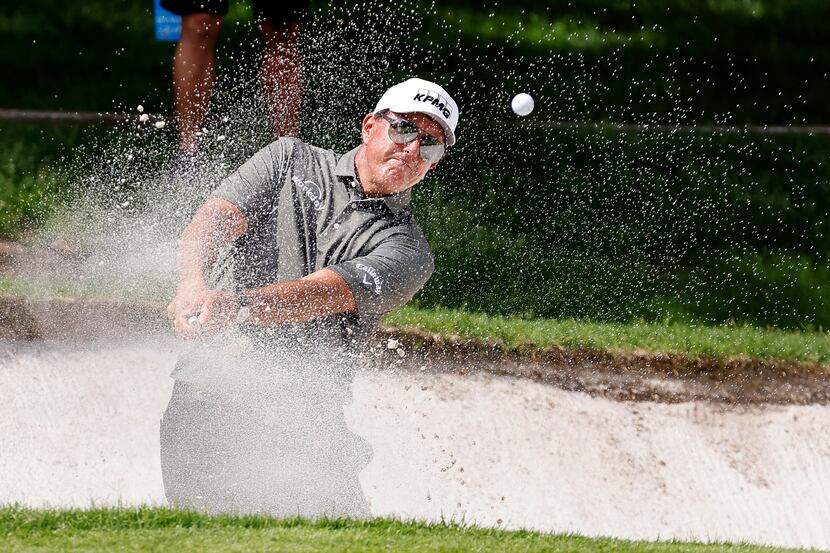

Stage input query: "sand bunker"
[{"left": 0, "top": 338, "right": 828, "bottom": 550}]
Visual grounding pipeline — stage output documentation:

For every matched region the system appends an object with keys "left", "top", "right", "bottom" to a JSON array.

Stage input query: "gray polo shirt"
[{"left": 210, "top": 137, "right": 434, "bottom": 342}]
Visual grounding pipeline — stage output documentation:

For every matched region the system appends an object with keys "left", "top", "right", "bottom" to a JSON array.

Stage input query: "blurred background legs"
[{"left": 172, "top": 13, "right": 223, "bottom": 155}]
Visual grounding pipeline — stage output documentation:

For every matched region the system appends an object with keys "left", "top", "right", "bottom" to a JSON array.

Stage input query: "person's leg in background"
[
  {"left": 257, "top": 2, "right": 307, "bottom": 138},
  {"left": 173, "top": 13, "right": 223, "bottom": 154},
  {"left": 161, "top": 0, "right": 229, "bottom": 154}
]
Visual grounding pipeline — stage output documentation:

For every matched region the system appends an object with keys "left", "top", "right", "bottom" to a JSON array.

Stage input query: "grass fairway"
[
  {"left": 0, "top": 507, "right": 803, "bottom": 553},
  {"left": 1, "top": 273, "right": 828, "bottom": 365},
  {"left": 386, "top": 305, "right": 830, "bottom": 365}
]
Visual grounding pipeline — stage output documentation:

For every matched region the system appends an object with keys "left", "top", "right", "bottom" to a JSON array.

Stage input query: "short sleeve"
[
  {"left": 212, "top": 139, "right": 291, "bottom": 224},
  {"left": 327, "top": 225, "right": 435, "bottom": 315}
]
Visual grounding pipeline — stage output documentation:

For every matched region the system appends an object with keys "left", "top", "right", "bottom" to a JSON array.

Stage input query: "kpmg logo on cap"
[{"left": 413, "top": 88, "right": 452, "bottom": 119}]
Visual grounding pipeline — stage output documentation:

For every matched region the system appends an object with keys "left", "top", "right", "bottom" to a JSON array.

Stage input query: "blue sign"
[{"left": 154, "top": 0, "right": 181, "bottom": 41}]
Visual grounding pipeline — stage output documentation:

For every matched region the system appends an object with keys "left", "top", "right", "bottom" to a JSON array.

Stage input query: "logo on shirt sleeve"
[{"left": 356, "top": 263, "right": 383, "bottom": 295}]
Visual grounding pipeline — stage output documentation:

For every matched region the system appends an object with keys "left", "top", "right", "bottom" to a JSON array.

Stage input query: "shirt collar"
[
  {"left": 335, "top": 145, "right": 412, "bottom": 216},
  {"left": 334, "top": 145, "right": 360, "bottom": 179}
]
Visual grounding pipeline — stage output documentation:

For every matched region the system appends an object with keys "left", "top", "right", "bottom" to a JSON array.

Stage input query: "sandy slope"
[{"left": 0, "top": 339, "right": 828, "bottom": 549}]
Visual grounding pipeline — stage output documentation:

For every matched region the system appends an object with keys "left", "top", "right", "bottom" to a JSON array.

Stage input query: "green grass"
[
  {"left": 0, "top": 507, "right": 806, "bottom": 553},
  {"left": 0, "top": 123, "right": 84, "bottom": 236},
  {"left": 1, "top": 273, "right": 827, "bottom": 363},
  {"left": 3, "top": 1, "right": 830, "bottom": 333},
  {"left": 416, "top": 129, "right": 830, "bottom": 329},
  {"left": 6, "top": 123, "right": 830, "bottom": 330},
  {"left": 432, "top": 7, "right": 660, "bottom": 51},
  {"left": 4, "top": 0, "right": 830, "bottom": 123},
  {"left": 0, "top": 275, "right": 167, "bottom": 302},
  {"left": 3, "top": 1, "right": 830, "bottom": 331},
  {"left": 384, "top": 305, "right": 830, "bottom": 364}
]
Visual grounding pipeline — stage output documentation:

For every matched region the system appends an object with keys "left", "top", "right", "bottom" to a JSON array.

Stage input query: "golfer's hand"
[{"left": 167, "top": 286, "right": 239, "bottom": 339}]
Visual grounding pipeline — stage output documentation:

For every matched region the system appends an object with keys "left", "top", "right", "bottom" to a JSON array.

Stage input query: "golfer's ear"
[{"left": 361, "top": 113, "right": 376, "bottom": 144}]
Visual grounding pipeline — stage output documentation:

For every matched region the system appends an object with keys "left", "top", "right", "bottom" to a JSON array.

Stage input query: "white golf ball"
[
  {"left": 511, "top": 93, "right": 535, "bottom": 116},
  {"left": 154, "top": 120, "right": 166, "bottom": 129},
  {"left": 137, "top": 104, "right": 144, "bottom": 113},
  {"left": 138, "top": 114, "right": 149, "bottom": 123}
]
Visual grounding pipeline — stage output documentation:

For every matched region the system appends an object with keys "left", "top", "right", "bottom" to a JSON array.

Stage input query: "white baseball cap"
[{"left": 374, "top": 78, "right": 459, "bottom": 146}]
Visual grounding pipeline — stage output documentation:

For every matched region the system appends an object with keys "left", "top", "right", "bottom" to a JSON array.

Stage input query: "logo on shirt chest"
[
  {"left": 292, "top": 176, "right": 325, "bottom": 211},
  {"left": 356, "top": 262, "right": 383, "bottom": 295}
]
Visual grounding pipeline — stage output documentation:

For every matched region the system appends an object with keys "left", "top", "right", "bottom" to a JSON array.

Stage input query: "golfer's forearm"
[
  {"left": 244, "top": 269, "right": 357, "bottom": 325},
  {"left": 177, "top": 198, "right": 247, "bottom": 288}
]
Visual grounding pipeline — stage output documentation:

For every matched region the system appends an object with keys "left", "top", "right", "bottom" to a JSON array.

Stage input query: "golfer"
[{"left": 162, "top": 78, "right": 459, "bottom": 516}]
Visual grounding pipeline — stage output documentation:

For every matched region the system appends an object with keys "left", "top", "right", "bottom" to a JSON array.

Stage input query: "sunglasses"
[{"left": 375, "top": 110, "right": 445, "bottom": 164}]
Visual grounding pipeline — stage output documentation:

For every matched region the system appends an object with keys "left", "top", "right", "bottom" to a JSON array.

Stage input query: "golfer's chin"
[{"left": 381, "top": 159, "right": 426, "bottom": 187}]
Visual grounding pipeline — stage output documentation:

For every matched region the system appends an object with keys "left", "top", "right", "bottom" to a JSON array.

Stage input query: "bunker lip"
[
  {"left": 1, "top": 295, "right": 828, "bottom": 406},
  {"left": 382, "top": 326, "right": 830, "bottom": 406}
]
